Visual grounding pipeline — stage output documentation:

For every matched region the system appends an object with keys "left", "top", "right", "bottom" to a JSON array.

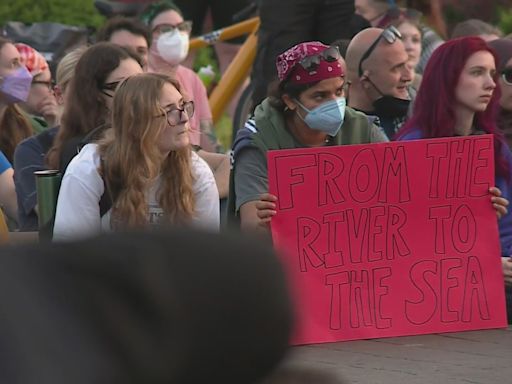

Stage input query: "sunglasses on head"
[
  {"left": 358, "top": 26, "right": 402, "bottom": 77},
  {"left": 297, "top": 46, "right": 342, "bottom": 73},
  {"left": 502, "top": 68, "right": 512, "bottom": 85}
]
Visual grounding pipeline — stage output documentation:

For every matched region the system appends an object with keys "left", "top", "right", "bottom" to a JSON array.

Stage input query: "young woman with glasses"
[
  {"left": 15, "top": 43, "right": 61, "bottom": 129},
  {"left": 140, "top": 0, "right": 230, "bottom": 201},
  {"left": 228, "top": 41, "right": 388, "bottom": 231},
  {"left": 47, "top": 42, "right": 143, "bottom": 173},
  {"left": 53, "top": 73, "right": 219, "bottom": 241},
  {"left": 396, "top": 37, "right": 512, "bottom": 320}
]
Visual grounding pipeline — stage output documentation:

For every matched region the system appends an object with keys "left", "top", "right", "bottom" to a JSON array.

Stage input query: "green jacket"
[{"left": 227, "top": 98, "right": 378, "bottom": 227}]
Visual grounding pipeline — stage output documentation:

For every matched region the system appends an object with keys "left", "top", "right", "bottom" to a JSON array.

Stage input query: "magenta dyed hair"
[{"left": 398, "top": 36, "right": 510, "bottom": 179}]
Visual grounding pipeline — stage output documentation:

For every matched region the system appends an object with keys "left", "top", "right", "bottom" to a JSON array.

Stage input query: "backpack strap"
[{"left": 99, "top": 157, "right": 113, "bottom": 217}]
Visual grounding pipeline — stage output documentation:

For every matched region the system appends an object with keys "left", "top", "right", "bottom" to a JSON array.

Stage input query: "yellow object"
[
  {"left": 0, "top": 210, "right": 9, "bottom": 245},
  {"left": 189, "top": 17, "right": 260, "bottom": 124}
]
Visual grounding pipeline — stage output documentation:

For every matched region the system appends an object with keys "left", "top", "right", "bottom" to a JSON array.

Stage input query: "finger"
[
  {"left": 256, "top": 209, "right": 276, "bottom": 219},
  {"left": 259, "top": 193, "right": 278, "bottom": 202},
  {"left": 491, "top": 196, "right": 509, "bottom": 207},
  {"left": 494, "top": 203, "right": 508, "bottom": 218},
  {"left": 489, "top": 186, "right": 502, "bottom": 197},
  {"left": 255, "top": 201, "right": 276, "bottom": 210}
]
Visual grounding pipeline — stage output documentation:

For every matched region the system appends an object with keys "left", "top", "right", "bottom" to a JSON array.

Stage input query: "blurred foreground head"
[{"left": 0, "top": 229, "right": 292, "bottom": 384}]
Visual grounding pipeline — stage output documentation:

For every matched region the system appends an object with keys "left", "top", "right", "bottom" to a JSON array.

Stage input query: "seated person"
[
  {"left": 13, "top": 48, "right": 85, "bottom": 231},
  {"left": 96, "top": 16, "right": 151, "bottom": 69},
  {"left": 15, "top": 43, "right": 61, "bottom": 130},
  {"left": 53, "top": 73, "right": 220, "bottom": 241},
  {"left": 229, "top": 42, "right": 388, "bottom": 231}
]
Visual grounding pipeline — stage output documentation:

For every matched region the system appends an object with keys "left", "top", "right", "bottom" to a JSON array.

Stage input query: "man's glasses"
[
  {"left": 152, "top": 21, "right": 193, "bottom": 35},
  {"left": 358, "top": 26, "right": 402, "bottom": 77},
  {"left": 158, "top": 101, "right": 195, "bottom": 126},
  {"left": 502, "top": 68, "right": 512, "bottom": 85}
]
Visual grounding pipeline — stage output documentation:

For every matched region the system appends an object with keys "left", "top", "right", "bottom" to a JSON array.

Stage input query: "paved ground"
[{"left": 288, "top": 327, "right": 512, "bottom": 383}]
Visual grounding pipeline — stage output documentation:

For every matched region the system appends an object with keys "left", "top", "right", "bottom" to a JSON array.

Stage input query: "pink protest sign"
[{"left": 267, "top": 135, "right": 507, "bottom": 345}]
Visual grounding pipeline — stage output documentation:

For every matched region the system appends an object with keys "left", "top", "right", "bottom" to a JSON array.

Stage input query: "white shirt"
[{"left": 53, "top": 144, "right": 219, "bottom": 241}]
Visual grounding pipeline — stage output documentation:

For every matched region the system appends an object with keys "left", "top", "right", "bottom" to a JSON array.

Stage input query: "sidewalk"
[{"left": 289, "top": 327, "right": 512, "bottom": 383}]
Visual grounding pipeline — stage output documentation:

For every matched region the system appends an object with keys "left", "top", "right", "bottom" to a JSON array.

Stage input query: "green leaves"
[{"left": 0, "top": 0, "right": 105, "bottom": 29}]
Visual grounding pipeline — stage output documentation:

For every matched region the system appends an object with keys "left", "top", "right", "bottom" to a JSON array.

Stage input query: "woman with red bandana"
[{"left": 228, "top": 41, "right": 388, "bottom": 231}]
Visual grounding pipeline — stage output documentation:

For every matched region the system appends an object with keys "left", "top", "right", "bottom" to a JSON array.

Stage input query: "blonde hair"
[
  {"left": 99, "top": 73, "right": 195, "bottom": 229},
  {"left": 55, "top": 46, "right": 87, "bottom": 91}
]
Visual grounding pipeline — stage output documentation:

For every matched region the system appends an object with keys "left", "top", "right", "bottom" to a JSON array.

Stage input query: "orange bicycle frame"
[{"left": 189, "top": 17, "right": 260, "bottom": 123}]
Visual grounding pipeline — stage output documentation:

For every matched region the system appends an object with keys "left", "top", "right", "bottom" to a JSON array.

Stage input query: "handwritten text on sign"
[{"left": 267, "top": 136, "right": 507, "bottom": 345}]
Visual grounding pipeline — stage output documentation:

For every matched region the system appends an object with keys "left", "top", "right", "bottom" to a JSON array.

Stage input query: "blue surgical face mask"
[{"left": 295, "top": 97, "right": 346, "bottom": 137}]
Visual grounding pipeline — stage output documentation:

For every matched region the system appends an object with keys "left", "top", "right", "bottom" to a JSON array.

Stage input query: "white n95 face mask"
[{"left": 156, "top": 29, "right": 189, "bottom": 65}]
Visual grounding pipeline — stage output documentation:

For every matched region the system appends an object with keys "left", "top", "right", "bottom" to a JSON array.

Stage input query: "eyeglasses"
[
  {"left": 502, "top": 68, "right": 512, "bottom": 85},
  {"left": 158, "top": 101, "right": 195, "bottom": 125},
  {"left": 358, "top": 26, "right": 402, "bottom": 77},
  {"left": 297, "top": 46, "right": 342, "bottom": 73},
  {"left": 31, "top": 80, "right": 54, "bottom": 91},
  {"left": 102, "top": 81, "right": 121, "bottom": 92},
  {"left": 101, "top": 81, "right": 121, "bottom": 98},
  {"left": 152, "top": 21, "right": 193, "bottom": 35}
]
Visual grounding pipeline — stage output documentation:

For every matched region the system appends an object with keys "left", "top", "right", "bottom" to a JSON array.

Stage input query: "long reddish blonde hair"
[{"left": 98, "top": 73, "right": 195, "bottom": 229}]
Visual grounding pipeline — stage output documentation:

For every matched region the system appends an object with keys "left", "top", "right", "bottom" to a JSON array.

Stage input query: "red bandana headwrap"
[
  {"left": 276, "top": 41, "right": 343, "bottom": 85},
  {"left": 15, "top": 43, "right": 49, "bottom": 76}
]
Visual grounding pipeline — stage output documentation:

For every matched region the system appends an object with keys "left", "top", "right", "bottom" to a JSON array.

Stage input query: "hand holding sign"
[{"left": 268, "top": 136, "right": 507, "bottom": 345}]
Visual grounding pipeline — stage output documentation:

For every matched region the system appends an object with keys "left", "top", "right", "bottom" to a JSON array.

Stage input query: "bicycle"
[{"left": 189, "top": 4, "right": 259, "bottom": 145}]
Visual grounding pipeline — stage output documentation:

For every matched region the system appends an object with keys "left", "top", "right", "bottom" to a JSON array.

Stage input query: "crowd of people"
[{"left": 0, "top": 0, "right": 511, "bottom": 379}]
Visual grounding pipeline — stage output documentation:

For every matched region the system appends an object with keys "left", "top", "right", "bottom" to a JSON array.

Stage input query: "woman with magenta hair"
[{"left": 396, "top": 36, "right": 512, "bottom": 321}]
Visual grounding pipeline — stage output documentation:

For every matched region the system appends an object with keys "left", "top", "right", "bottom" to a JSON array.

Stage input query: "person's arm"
[
  {"left": 0, "top": 168, "right": 18, "bottom": 223},
  {"left": 234, "top": 147, "right": 273, "bottom": 232},
  {"left": 199, "top": 120, "right": 224, "bottom": 153},
  {"left": 196, "top": 149, "right": 229, "bottom": 198},
  {"left": 240, "top": 193, "right": 277, "bottom": 231},
  {"left": 53, "top": 147, "right": 104, "bottom": 241},
  {"left": 191, "top": 153, "right": 220, "bottom": 230},
  {"left": 13, "top": 136, "right": 46, "bottom": 227}
]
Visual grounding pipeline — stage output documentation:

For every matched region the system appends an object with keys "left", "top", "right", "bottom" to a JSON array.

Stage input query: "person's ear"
[
  {"left": 360, "top": 70, "right": 371, "bottom": 89},
  {"left": 282, "top": 93, "right": 297, "bottom": 111}
]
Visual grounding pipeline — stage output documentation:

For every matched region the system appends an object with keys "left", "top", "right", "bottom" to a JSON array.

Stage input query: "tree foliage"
[{"left": 0, "top": 0, "right": 105, "bottom": 29}]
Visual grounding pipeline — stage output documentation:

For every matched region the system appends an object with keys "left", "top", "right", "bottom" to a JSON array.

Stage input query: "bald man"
[{"left": 345, "top": 27, "right": 412, "bottom": 139}]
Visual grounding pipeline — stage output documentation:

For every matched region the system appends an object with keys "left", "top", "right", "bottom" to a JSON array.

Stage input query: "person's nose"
[{"left": 485, "top": 73, "right": 496, "bottom": 90}]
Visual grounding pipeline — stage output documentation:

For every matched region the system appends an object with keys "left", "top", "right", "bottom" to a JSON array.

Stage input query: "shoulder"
[
  {"left": 65, "top": 144, "right": 101, "bottom": 177},
  {"left": 176, "top": 66, "right": 204, "bottom": 87},
  {"left": 396, "top": 127, "right": 423, "bottom": 141},
  {"left": 0, "top": 150, "right": 11, "bottom": 174},
  {"left": 191, "top": 151, "right": 216, "bottom": 189},
  {"left": 232, "top": 118, "right": 259, "bottom": 157},
  {"left": 191, "top": 151, "right": 214, "bottom": 178}
]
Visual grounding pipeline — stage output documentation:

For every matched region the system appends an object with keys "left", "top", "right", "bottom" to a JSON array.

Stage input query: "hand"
[
  {"left": 38, "top": 95, "right": 61, "bottom": 127},
  {"left": 489, "top": 187, "right": 509, "bottom": 219},
  {"left": 255, "top": 193, "right": 277, "bottom": 228},
  {"left": 502, "top": 257, "right": 512, "bottom": 286}
]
